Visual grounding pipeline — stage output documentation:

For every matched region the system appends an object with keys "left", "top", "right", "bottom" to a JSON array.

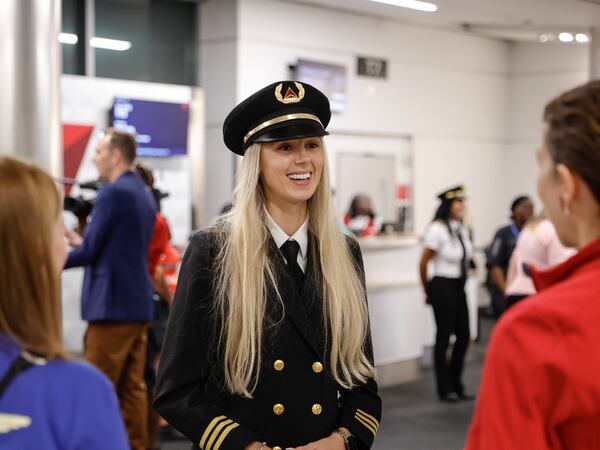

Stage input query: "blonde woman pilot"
[{"left": 155, "top": 81, "right": 382, "bottom": 450}]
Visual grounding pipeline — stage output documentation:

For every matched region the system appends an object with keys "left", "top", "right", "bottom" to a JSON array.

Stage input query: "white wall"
[
  {"left": 502, "top": 42, "right": 589, "bottom": 239},
  {"left": 201, "top": 0, "right": 590, "bottom": 249},
  {"left": 235, "top": 0, "right": 510, "bottom": 245}
]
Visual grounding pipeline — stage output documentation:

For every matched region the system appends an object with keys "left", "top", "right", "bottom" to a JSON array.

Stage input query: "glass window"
[
  {"left": 62, "top": 0, "right": 85, "bottom": 75},
  {"left": 61, "top": 0, "right": 198, "bottom": 86},
  {"left": 94, "top": 0, "right": 198, "bottom": 86}
]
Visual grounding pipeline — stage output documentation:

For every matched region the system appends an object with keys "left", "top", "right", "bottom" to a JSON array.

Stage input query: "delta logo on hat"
[{"left": 275, "top": 82, "right": 305, "bottom": 104}]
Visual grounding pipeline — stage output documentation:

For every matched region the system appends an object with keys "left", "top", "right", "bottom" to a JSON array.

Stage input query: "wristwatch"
[{"left": 332, "top": 428, "right": 358, "bottom": 450}]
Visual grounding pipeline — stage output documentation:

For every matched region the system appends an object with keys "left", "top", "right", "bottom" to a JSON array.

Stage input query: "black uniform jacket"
[
  {"left": 486, "top": 223, "right": 518, "bottom": 276},
  {"left": 155, "top": 229, "right": 382, "bottom": 450}
]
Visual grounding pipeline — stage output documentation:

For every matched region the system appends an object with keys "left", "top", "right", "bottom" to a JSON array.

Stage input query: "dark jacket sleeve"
[
  {"left": 154, "top": 231, "right": 259, "bottom": 450},
  {"left": 64, "top": 186, "right": 119, "bottom": 269},
  {"left": 336, "top": 236, "right": 382, "bottom": 449},
  {"left": 486, "top": 227, "right": 508, "bottom": 269}
]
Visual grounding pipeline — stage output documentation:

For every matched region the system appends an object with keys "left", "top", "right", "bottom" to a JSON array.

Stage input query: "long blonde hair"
[
  {"left": 213, "top": 141, "right": 375, "bottom": 397},
  {"left": 0, "top": 155, "right": 65, "bottom": 358}
]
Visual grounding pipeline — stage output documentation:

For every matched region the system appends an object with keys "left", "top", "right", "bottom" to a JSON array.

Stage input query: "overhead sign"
[{"left": 357, "top": 57, "right": 387, "bottom": 79}]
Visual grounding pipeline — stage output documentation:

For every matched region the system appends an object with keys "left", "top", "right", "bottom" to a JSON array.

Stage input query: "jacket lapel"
[{"left": 267, "top": 236, "right": 324, "bottom": 360}]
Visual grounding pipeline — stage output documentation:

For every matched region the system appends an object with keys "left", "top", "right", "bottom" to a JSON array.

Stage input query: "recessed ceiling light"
[
  {"left": 90, "top": 37, "right": 132, "bottom": 51},
  {"left": 539, "top": 34, "right": 550, "bottom": 43},
  {"left": 575, "top": 33, "right": 589, "bottom": 43},
  {"left": 558, "top": 32, "right": 574, "bottom": 43},
  {"left": 369, "top": 0, "right": 438, "bottom": 13},
  {"left": 58, "top": 33, "right": 78, "bottom": 45}
]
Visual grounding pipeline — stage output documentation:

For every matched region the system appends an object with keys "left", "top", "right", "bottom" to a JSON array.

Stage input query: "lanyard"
[{"left": 510, "top": 223, "right": 520, "bottom": 239}]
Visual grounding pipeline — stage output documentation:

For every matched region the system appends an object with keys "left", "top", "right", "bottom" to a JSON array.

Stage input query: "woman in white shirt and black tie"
[{"left": 419, "top": 185, "right": 474, "bottom": 403}]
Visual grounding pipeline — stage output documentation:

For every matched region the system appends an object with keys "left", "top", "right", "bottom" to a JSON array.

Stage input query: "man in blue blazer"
[{"left": 64, "top": 128, "right": 156, "bottom": 450}]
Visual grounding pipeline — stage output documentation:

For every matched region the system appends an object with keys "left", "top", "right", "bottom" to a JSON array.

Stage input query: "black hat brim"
[{"left": 250, "top": 121, "right": 329, "bottom": 147}]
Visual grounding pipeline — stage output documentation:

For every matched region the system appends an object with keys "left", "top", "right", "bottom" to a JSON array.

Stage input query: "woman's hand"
[
  {"left": 244, "top": 442, "right": 272, "bottom": 450},
  {"left": 288, "top": 432, "right": 346, "bottom": 450},
  {"left": 65, "top": 228, "right": 83, "bottom": 248},
  {"left": 420, "top": 247, "right": 436, "bottom": 304}
]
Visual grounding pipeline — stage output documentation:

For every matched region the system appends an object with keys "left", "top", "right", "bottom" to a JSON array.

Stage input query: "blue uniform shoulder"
[
  {"left": 492, "top": 224, "right": 513, "bottom": 240},
  {"left": 96, "top": 173, "right": 152, "bottom": 211},
  {"left": 43, "top": 359, "right": 128, "bottom": 449},
  {"left": 96, "top": 181, "right": 117, "bottom": 198},
  {"left": 46, "top": 358, "right": 114, "bottom": 392}
]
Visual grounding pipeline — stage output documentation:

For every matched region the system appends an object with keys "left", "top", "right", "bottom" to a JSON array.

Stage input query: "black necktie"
[
  {"left": 280, "top": 240, "right": 305, "bottom": 291},
  {"left": 455, "top": 226, "right": 468, "bottom": 280}
]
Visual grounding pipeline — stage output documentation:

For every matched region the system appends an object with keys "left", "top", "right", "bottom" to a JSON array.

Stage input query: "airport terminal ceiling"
[{"left": 280, "top": 0, "right": 600, "bottom": 42}]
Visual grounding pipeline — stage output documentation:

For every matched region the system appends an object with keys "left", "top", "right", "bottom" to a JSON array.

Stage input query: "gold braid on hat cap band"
[
  {"left": 445, "top": 189, "right": 466, "bottom": 199},
  {"left": 243, "top": 113, "right": 323, "bottom": 144}
]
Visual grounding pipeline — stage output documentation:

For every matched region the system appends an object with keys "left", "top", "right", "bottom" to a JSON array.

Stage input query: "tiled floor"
[{"left": 161, "top": 317, "right": 493, "bottom": 450}]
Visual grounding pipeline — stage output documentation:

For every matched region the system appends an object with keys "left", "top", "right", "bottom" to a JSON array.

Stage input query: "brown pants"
[{"left": 85, "top": 322, "right": 149, "bottom": 450}]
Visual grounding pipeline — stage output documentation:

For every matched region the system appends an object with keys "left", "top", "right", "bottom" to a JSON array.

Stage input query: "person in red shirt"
[
  {"left": 343, "top": 194, "right": 382, "bottom": 237},
  {"left": 135, "top": 163, "right": 172, "bottom": 302},
  {"left": 134, "top": 163, "right": 174, "bottom": 449},
  {"left": 465, "top": 80, "right": 600, "bottom": 449}
]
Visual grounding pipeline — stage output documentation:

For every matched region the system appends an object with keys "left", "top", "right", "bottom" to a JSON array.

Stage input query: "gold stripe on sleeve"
[
  {"left": 356, "top": 408, "right": 380, "bottom": 430},
  {"left": 199, "top": 416, "right": 227, "bottom": 450},
  {"left": 354, "top": 414, "right": 378, "bottom": 436},
  {"left": 205, "top": 419, "right": 233, "bottom": 450},
  {"left": 355, "top": 412, "right": 379, "bottom": 432},
  {"left": 212, "top": 422, "right": 240, "bottom": 450}
]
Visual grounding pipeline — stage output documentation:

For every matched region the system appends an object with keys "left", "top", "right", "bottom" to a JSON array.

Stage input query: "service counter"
[{"left": 358, "top": 234, "right": 478, "bottom": 387}]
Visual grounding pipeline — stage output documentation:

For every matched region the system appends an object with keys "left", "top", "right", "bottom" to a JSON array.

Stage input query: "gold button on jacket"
[
  {"left": 312, "top": 361, "right": 323, "bottom": 373},
  {"left": 311, "top": 403, "right": 322, "bottom": 415},
  {"left": 273, "top": 404, "right": 285, "bottom": 415},
  {"left": 273, "top": 447, "right": 282, "bottom": 450},
  {"left": 273, "top": 360, "right": 285, "bottom": 371}
]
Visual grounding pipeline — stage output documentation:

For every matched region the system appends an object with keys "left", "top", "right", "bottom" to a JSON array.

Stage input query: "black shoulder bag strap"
[{"left": 0, "top": 350, "right": 47, "bottom": 400}]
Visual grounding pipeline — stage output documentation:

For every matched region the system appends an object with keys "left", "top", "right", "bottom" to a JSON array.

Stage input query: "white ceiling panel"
[{"left": 278, "top": 0, "right": 600, "bottom": 42}]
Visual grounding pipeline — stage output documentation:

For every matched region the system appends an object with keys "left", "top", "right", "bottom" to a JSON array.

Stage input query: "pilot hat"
[
  {"left": 437, "top": 185, "right": 466, "bottom": 202},
  {"left": 223, "top": 81, "right": 331, "bottom": 156}
]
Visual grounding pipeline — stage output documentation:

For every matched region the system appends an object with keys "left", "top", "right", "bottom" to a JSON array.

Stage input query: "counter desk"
[{"left": 358, "top": 234, "right": 478, "bottom": 387}]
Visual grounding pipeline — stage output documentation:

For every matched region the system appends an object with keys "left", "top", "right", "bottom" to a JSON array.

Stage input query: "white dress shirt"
[
  {"left": 423, "top": 219, "right": 473, "bottom": 279},
  {"left": 264, "top": 208, "right": 308, "bottom": 273}
]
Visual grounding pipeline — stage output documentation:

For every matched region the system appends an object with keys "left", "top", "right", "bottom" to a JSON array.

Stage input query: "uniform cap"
[
  {"left": 437, "top": 185, "right": 466, "bottom": 201},
  {"left": 223, "top": 81, "right": 331, "bottom": 155}
]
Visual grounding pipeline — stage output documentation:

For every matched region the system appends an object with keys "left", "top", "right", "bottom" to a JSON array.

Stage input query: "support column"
[
  {"left": 199, "top": 0, "right": 239, "bottom": 225},
  {"left": 0, "top": 0, "right": 62, "bottom": 176},
  {"left": 590, "top": 28, "right": 600, "bottom": 79}
]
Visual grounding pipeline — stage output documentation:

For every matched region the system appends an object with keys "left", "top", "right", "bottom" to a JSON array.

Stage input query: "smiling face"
[{"left": 259, "top": 137, "right": 324, "bottom": 209}]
